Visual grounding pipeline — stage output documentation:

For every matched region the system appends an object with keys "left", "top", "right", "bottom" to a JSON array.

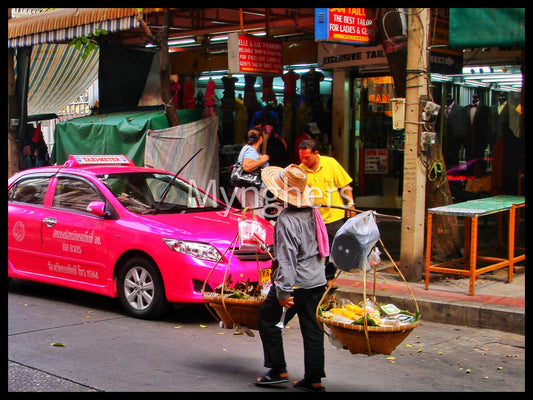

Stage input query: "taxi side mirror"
[{"left": 87, "top": 201, "right": 106, "bottom": 217}]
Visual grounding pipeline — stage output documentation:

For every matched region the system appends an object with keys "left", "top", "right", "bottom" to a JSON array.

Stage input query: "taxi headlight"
[{"left": 163, "top": 238, "right": 221, "bottom": 262}]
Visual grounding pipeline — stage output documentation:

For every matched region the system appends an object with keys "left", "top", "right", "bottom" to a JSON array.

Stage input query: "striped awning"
[
  {"left": 27, "top": 43, "right": 99, "bottom": 115},
  {"left": 8, "top": 8, "right": 146, "bottom": 48},
  {"left": 9, "top": 9, "right": 162, "bottom": 115}
]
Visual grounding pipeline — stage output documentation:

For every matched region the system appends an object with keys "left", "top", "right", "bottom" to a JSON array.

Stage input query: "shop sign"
[
  {"left": 315, "top": 8, "right": 377, "bottom": 45},
  {"left": 228, "top": 33, "right": 283, "bottom": 75},
  {"left": 364, "top": 149, "right": 388, "bottom": 174},
  {"left": 318, "top": 43, "right": 388, "bottom": 69}
]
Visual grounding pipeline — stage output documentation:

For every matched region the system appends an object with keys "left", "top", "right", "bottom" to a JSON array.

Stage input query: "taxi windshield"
[{"left": 97, "top": 172, "right": 224, "bottom": 214}]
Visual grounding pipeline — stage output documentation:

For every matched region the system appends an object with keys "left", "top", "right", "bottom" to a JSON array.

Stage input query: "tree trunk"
[
  {"left": 425, "top": 143, "right": 462, "bottom": 262},
  {"left": 160, "top": 9, "right": 179, "bottom": 127}
]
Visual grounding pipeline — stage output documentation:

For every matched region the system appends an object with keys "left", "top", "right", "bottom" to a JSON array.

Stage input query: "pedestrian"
[
  {"left": 255, "top": 164, "right": 330, "bottom": 392},
  {"left": 234, "top": 127, "right": 270, "bottom": 218},
  {"left": 249, "top": 101, "right": 289, "bottom": 167},
  {"left": 298, "top": 139, "right": 356, "bottom": 281}
]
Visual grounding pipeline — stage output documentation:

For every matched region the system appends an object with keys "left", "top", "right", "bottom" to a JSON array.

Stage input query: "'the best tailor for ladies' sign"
[{"left": 315, "top": 8, "right": 377, "bottom": 45}]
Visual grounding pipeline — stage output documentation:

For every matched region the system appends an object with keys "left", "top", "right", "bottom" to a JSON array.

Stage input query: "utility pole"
[{"left": 399, "top": 8, "right": 430, "bottom": 281}]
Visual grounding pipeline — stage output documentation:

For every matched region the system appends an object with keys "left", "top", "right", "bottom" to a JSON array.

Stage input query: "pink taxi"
[{"left": 8, "top": 155, "right": 274, "bottom": 319}]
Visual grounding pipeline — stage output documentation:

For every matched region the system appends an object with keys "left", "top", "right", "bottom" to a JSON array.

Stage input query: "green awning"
[{"left": 449, "top": 8, "right": 525, "bottom": 48}]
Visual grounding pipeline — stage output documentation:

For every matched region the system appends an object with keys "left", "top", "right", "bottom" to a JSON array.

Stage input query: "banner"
[{"left": 145, "top": 115, "right": 219, "bottom": 191}]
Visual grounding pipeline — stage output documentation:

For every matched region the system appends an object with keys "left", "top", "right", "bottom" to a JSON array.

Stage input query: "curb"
[{"left": 335, "top": 285, "right": 525, "bottom": 335}]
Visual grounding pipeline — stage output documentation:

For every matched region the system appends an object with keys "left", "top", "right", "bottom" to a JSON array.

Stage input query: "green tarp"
[
  {"left": 449, "top": 8, "right": 525, "bottom": 48},
  {"left": 53, "top": 108, "right": 202, "bottom": 165}
]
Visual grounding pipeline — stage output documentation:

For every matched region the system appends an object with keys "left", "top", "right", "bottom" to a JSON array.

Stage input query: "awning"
[
  {"left": 27, "top": 43, "right": 99, "bottom": 115},
  {"left": 8, "top": 8, "right": 144, "bottom": 48},
  {"left": 449, "top": 8, "right": 525, "bottom": 49}
]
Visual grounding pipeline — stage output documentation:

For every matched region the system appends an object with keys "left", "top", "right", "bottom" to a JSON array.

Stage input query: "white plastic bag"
[
  {"left": 330, "top": 211, "right": 380, "bottom": 272},
  {"left": 238, "top": 219, "right": 266, "bottom": 249}
]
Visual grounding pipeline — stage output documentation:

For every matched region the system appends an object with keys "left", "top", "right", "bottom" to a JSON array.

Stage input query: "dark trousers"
[{"left": 258, "top": 285, "right": 326, "bottom": 383}]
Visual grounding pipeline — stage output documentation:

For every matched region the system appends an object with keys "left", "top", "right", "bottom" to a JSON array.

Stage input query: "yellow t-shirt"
[{"left": 300, "top": 155, "right": 353, "bottom": 224}]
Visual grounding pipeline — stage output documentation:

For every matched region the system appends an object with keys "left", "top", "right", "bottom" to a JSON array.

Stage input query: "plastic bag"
[
  {"left": 330, "top": 211, "right": 380, "bottom": 272},
  {"left": 238, "top": 219, "right": 266, "bottom": 249}
]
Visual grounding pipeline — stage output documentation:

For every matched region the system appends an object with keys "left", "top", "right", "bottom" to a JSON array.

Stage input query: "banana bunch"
[{"left": 322, "top": 302, "right": 382, "bottom": 326}]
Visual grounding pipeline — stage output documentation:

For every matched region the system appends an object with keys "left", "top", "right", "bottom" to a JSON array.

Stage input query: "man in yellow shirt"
[{"left": 298, "top": 140, "right": 356, "bottom": 280}]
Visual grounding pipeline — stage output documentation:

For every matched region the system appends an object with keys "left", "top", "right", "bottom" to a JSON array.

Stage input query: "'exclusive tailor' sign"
[
  {"left": 228, "top": 33, "right": 283, "bottom": 75},
  {"left": 315, "top": 8, "right": 377, "bottom": 45}
]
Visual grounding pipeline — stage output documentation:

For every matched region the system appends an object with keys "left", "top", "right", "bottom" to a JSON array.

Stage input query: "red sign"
[
  {"left": 316, "top": 8, "right": 376, "bottom": 44},
  {"left": 228, "top": 33, "right": 283, "bottom": 75}
]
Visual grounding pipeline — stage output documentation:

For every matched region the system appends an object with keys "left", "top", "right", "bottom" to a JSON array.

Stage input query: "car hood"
[{"left": 137, "top": 209, "right": 274, "bottom": 248}]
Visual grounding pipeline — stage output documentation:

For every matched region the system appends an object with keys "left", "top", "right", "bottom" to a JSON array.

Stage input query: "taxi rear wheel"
[{"left": 118, "top": 257, "right": 169, "bottom": 319}]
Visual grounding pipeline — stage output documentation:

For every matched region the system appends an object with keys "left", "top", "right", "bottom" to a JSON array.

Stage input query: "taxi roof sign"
[{"left": 65, "top": 155, "right": 134, "bottom": 167}]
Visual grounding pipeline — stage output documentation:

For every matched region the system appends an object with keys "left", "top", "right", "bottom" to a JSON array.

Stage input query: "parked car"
[
  {"left": 8, "top": 155, "right": 274, "bottom": 319},
  {"left": 446, "top": 157, "right": 492, "bottom": 194}
]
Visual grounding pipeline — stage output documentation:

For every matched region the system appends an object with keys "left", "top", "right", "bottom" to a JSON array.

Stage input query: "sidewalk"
[{"left": 334, "top": 218, "right": 525, "bottom": 335}]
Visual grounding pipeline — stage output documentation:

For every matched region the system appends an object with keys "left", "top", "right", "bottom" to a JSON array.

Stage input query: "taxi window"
[
  {"left": 8, "top": 177, "right": 50, "bottom": 205},
  {"left": 53, "top": 177, "right": 103, "bottom": 213}
]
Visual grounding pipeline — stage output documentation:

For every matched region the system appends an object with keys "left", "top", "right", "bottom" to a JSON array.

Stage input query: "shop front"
[
  {"left": 320, "top": 41, "right": 524, "bottom": 210},
  {"left": 319, "top": 42, "right": 401, "bottom": 209}
]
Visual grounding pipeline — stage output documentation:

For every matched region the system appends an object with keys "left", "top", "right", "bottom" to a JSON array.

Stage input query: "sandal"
[
  {"left": 255, "top": 368, "right": 289, "bottom": 386},
  {"left": 293, "top": 379, "right": 326, "bottom": 392}
]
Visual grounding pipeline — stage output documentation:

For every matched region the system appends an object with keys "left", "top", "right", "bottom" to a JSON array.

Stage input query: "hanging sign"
[
  {"left": 318, "top": 43, "right": 388, "bottom": 69},
  {"left": 228, "top": 33, "right": 283, "bottom": 75},
  {"left": 315, "top": 8, "right": 377, "bottom": 45}
]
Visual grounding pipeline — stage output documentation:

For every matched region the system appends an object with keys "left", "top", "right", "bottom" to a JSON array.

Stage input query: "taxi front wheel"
[{"left": 118, "top": 257, "right": 169, "bottom": 319}]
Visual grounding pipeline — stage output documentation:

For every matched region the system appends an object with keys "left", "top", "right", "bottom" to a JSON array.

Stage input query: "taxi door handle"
[{"left": 43, "top": 217, "right": 57, "bottom": 228}]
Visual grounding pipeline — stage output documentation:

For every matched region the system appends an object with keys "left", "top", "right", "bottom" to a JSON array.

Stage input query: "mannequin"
[
  {"left": 243, "top": 75, "right": 260, "bottom": 125},
  {"left": 204, "top": 77, "right": 216, "bottom": 117},
  {"left": 261, "top": 75, "right": 276, "bottom": 104},
  {"left": 221, "top": 74, "right": 238, "bottom": 145},
  {"left": 282, "top": 68, "right": 300, "bottom": 106},
  {"left": 182, "top": 74, "right": 196, "bottom": 109},
  {"left": 300, "top": 68, "right": 324, "bottom": 107},
  {"left": 469, "top": 93, "right": 479, "bottom": 124},
  {"left": 466, "top": 92, "right": 490, "bottom": 159}
]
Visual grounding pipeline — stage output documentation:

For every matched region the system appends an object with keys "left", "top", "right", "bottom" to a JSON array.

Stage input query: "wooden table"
[{"left": 425, "top": 195, "right": 525, "bottom": 295}]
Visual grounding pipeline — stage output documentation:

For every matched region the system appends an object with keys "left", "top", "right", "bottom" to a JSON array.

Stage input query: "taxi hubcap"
[{"left": 124, "top": 266, "right": 155, "bottom": 310}]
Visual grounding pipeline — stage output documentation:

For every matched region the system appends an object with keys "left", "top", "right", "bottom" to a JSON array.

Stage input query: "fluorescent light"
[
  {"left": 210, "top": 35, "right": 228, "bottom": 42},
  {"left": 463, "top": 79, "right": 490, "bottom": 88},
  {"left": 430, "top": 73, "right": 452, "bottom": 82},
  {"left": 479, "top": 76, "right": 522, "bottom": 83},
  {"left": 168, "top": 38, "right": 196, "bottom": 46}
]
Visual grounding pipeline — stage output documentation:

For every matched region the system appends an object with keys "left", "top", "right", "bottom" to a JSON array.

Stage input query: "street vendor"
[{"left": 255, "top": 164, "right": 330, "bottom": 392}]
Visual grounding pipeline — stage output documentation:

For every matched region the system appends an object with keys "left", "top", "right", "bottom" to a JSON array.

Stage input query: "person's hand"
[
  {"left": 278, "top": 296, "right": 294, "bottom": 308},
  {"left": 260, "top": 154, "right": 269, "bottom": 163},
  {"left": 346, "top": 208, "right": 356, "bottom": 218}
]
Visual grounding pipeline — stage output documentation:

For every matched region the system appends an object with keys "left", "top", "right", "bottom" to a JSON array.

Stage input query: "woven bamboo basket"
[
  {"left": 318, "top": 315, "right": 421, "bottom": 355},
  {"left": 317, "top": 222, "right": 421, "bottom": 356},
  {"left": 202, "top": 207, "right": 272, "bottom": 331},
  {"left": 203, "top": 292, "right": 264, "bottom": 330}
]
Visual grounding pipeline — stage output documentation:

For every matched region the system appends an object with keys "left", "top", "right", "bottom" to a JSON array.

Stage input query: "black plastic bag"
[{"left": 330, "top": 211, "right": 380, "bottom": 272}]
